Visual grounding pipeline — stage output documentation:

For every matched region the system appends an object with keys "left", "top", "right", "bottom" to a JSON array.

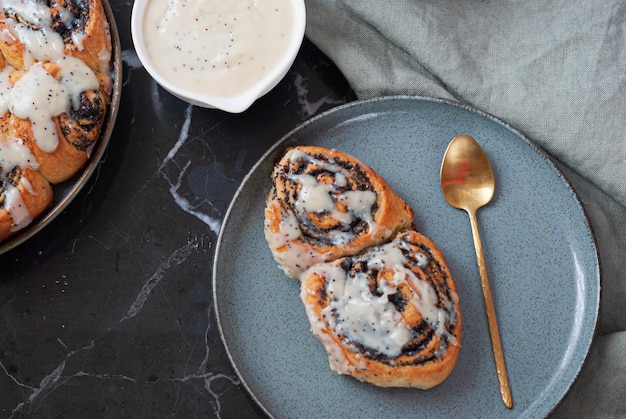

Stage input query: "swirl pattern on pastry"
[
  {"left": 264, "top": 146, "right": 414, "bottom": 279},
  {"left": 4, "top": 59, "right": 111, "bottom": 184},
  {"left": 0, "top": 0, "right": 112, "bottom": 72},
  {"left": 0, "top": 0, "right": 113, "bottom": 242},
  {"left": 0, "top": 135, "right": 53, "bottom": 235},
  {"left": 300, "top": 230, "right": 462, "bottom": 389}
]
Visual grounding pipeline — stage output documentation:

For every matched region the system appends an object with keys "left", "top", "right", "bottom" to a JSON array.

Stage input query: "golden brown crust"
[
  {"left": 58, "top": 71, "right": 112, "bottom": 150},
  {"left": 55, "top": 0, "right": 112, "bottom": 73},
  {"left": 300, "top": 230, "right": 462, "bottom": 389},
  {"left": 0, "top": 166, "right": 53, "bottom": 241},
  {"left": 7, "top": 113, "right": 89, "bottom": 184},
  {"left": 0, "top": 0, "right": 113, "bottom": 242},
  {"left": 0, "top": 0, "right": 112, "bottom": 72},
  {"left": 264, "top": 146, "right": 414, "bottom": 279},
  {"left": 0, "top": 15, "right": 25, "bottom": 70},
  {"left": 264, "top": 146, "right": 463, "bottom": 388},
  {"left": 3, "top": 62, "right": 111, "bottom": 184}
]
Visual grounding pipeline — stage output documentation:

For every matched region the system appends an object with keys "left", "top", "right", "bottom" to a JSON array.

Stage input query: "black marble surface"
[{"left": 0, "top": 0, "right": 355, "bottom": 416}]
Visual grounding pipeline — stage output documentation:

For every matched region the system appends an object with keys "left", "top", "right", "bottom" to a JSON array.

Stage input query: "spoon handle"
[{"left": 468, "top": 209, "right": 513, "bottom": 409}]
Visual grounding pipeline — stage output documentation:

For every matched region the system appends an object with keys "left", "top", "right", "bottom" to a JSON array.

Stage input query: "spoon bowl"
[
  {"left": 440, "top": 134, "right": 513, "bottom": 409},
  {"left": 440, "top": 134, "right": 495, "bottom": 211}
]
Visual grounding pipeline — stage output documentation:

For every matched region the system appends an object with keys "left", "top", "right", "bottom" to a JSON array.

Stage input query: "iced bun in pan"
[
  {"left": 0, "top": 0, "right": 113, "bottom": 242},
  {"left": 0, "top": 0, "right": 112, "bottom": 72},
  {"left": 0, "top": 140, "right": 53, "bottom": 239},
  {"left": 5, "top": 60, "right": 112, "bottom": 184}
]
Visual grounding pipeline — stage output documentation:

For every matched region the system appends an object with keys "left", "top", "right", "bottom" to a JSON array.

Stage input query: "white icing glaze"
[
  {"left": 0, "top": 135, "right": 38, "bottom": 170},
  {"left": 303, "top": 236, "right": 459, "bottom": 371},
  {"left": 54, "top": 3, "right": 75, "bottom": 28},
  {"left": 0, "top": 0, "right": 102, "bottom": 153},
  {"left": 0, "top": 0, "right": 110, "bottom": 236},
  {"left": 6, "top": 56, "right": 99, "bottom": 153},
  {"left": 291, "top": 173, "right": 335, "bottom": 213},
  {"left": 52, "top": 4, "right": 88, "bottom": 51},
  {"left": 1, "top": 0, "right": 109, "bottom": 65},
  {"left": 265, "top": 148, "right": 391, "bottom": 278},
  {"left": 11, "top": 23, "right": 65, "bottom": 66},
  {"left": 323, "top": 256, "right": 413, "bottom": 357},
  {"left": 264, "top": 199, "right": 331, "bottom": 279},
  {"left": 4, "top": 182, "right": 32, "bottom": 231},
  {"left": 142, "top": 0, "right": 293, "bottom": 98},
  {"left": 0, "top": 134, "right": 38, "bottom": 231},
  {"left": 2, "top": 0, "right": 62, "bottom": 66},
  {"left": 9, "top": 63, "right": 65, "bottom": 152},
  {"left": 290, "top": 172, "right": 377, "bottom": 228},
  {"left": 334, "top": 171, "right": 347, "bottom": 187},
  {"left": 301, "top": 283, "right": 368, "bottom": 375},
  {"left": 287, "top": 151, "right": 377, "bottom": 234},
  {"left": 338, "top": 190, "right": 377, "bottom": 222},
  {"left": 288, "top": 148, "right": 342, "bottom": 172},
  {"left": 0, "top": 64, "right": 15, "bottom": 111},
  {"left": 2, "top": 0, "right": 53, "bottom": 26},
  {"left": 57, "top": 55, "right": 101, "bottom": 109}
]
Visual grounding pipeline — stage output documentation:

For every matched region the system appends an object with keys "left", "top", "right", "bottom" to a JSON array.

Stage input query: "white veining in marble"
[
  {"left": 119, "top": 239, "right": 200, "bottom": 322},
  {"left": 158, "top": 104, "right": 223, "bottom": 235},
  {"left": 294, "top": 73, "right": 344, "bottom": 116},
  {"left": 121, "top": 48, "right": 143, "bottom": 87},
  {"left": 4, "top": 340, "right": 96, "bottom": 416},
  {"left": 2, "top": 237, "right": 238, "bottom": 418}
]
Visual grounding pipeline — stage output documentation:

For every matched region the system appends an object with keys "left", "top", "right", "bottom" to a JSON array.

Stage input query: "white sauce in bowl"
[{"left": 142, "top": 0, "right": 294, "bottom": 98}]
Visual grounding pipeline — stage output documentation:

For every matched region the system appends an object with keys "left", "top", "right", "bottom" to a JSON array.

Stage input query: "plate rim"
[
  {"left": 0, "top": 0, "right": 123, "bottom": 255},
  {"left": 213, "top": 95, "right": 601, "bottom": 418}
]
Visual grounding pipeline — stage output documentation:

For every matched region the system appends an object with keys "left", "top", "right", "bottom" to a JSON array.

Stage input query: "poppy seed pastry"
[
  {"left": 264, "top": 146, "right": 414, "bottom": 279},
  {"left": 4, "top": 61, "right": 112, "bottom": 184},
  {"left": 0, "top": 0, "right": 113, "bottom": 242},
  {"left": 264, "top": 146, "right": 462, "bottom": 388},
  {"left": 300, "top": 230, "right": 462, "bottom": 389},
  {"left": 0, "top": 0, "right": 112, "bottom": 72},
  {"left": 0, "top": 161, "right": 53, "bottom": 237}
]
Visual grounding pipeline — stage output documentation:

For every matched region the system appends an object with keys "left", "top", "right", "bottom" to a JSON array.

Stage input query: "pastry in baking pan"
[
  {"left": 5, "top": 60, "right": 112, "bottom": 184},
  {"left": 0, "top": 0, "right": 112, "bottom": 72},
  {"left": 300, "top": 230, "right": 462, "bottom": 389},
  {"left": 264, "top": 146, "right": 414, "bottom": 279},
  {"left": 0, "top": 137, "right": 53, "bottom": 240},
  {"left": 0, "top": 0, "right": 113, "bottom": 242}
]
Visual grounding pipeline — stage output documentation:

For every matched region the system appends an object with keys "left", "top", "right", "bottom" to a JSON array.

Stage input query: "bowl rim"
[{"left": 131, "top": 0, "right": 306, "bottom": 113}]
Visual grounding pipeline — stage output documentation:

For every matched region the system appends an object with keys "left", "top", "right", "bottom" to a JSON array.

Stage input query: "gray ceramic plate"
[
  {"left": 0, "top": 0, "right": 122, "bottom": 255},
  {"left": 213, "top": 96, "right": 600, "bottom": 418}
]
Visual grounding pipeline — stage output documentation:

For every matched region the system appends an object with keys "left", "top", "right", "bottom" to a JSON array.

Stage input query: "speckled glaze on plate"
[
  {"left": 0, "top": 0, "right": 122, "bottom": 255},
  {"left": 213, "top": 96, "right": 600, "bottom": 418}
]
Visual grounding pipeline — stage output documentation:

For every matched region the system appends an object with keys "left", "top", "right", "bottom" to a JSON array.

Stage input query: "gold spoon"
[{"left": 440, "top": 134, "right": 513, "bottom": 409}]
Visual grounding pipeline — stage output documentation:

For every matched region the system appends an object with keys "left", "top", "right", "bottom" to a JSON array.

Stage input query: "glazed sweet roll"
[
  {"left": 300, "top": 230, "right": 462, "bottom": 389},
  {"left": 0, "top": 133, "right": 53, "bottom": 239},
  {"left": 0, "top": 0, "right": 112, "bottom": 72},
  {"left": 0, "top": 0, "right": 113, "bottom": 241},
  {"left": 264, "top": 146, "right": 414, "bottom": 279},
  {"left": 3, "top": 59, "right": 112, "bottom": 183}
]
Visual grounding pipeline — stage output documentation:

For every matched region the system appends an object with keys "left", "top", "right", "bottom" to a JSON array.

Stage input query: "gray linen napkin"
[{"left": 304, "top": 0, "right": 626, "bottom": 416}]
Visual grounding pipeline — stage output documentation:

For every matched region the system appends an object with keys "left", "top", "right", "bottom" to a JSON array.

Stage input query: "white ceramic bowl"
[{"left": 131, "top": 0, "right": 306, "bottom": 113}]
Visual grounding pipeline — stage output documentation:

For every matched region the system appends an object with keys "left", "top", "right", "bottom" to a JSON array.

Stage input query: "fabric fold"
[
  {"left": 305, "top": 0, "right": 626, "bottom": 208},
  {"left": 304, "top": 0, "right": 626, "bottom": 416}
]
